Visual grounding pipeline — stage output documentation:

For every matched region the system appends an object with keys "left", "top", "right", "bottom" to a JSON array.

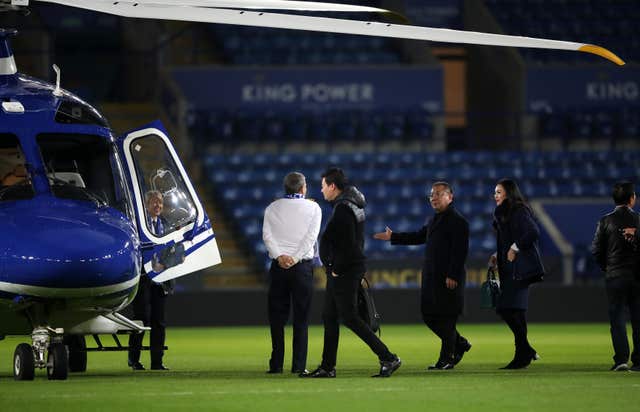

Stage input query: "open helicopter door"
[{"left": 117, "top": 120, "right": 221, "bottom": 283}]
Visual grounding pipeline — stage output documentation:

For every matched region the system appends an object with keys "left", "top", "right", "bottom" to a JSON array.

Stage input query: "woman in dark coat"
[{"left": 490, "top": 178, "right": 544, "bottom": 369}]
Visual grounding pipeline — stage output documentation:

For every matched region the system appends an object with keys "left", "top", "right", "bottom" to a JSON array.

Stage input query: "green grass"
[{"left": 0, "top": 324, "right": 638, "bottom": 411}]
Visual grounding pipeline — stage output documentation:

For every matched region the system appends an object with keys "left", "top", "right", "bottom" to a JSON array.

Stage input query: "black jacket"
[
  {"left": 493, "top": 202, "right": 543, "bottom": 310},
  {"left": 390, "top": 205, "right": 469, "bottom": 315},
  {"left": 320, "top": 186, "right": 366, "bottom": 277},
  {"left": 591, "top": 205, "right": 640, "bottom": 279}
]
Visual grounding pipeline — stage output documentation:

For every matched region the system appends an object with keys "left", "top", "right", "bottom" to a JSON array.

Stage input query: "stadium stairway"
[{"left": 195, "top": 188, "right": 264, "bottom": 289}]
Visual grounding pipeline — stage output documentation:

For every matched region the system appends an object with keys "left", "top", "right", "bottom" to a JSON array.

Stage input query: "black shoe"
[
  {"left": 500, "top": 359, "right": 520, "bottom": 370},
  {"left": 453, "top": 341, "right": 472, "bottom": 365},
  {"left": 150, "top": 364, "right": 170, "bottom": 370},
  {"left": 266, "top": 368, "right": 283, "bottom": 374},
  {"left": 292, "top": 369, "right": 308, "bottom": 374},
  {"left": 300, "top": 366, "right": 336, "bottom": 378},
  {"left": 630, "top": 364, "right": 640, "bottom": 372},
  {"left": 427, "top": 360, "right": 454, "bottom": 370},
  {"left": 610, "top": 363, "right": 629, "bottom": 371},
  {"left": 501, "top": 348, "right": 539, "bottom": 370},
  {"left": 500, "top": 356, "right": 536, "bottom": 370},
  {"left": 501, "top": 357, "right": 534, "bottom": 370},
  {"left": 528, "top": 347, "right": 540, "bottom": 362},
  {"left": 374, "top": 356, "right": 402, "bottom": 377},
  {"left": 128, "top": 361, "right": 145, "bottom": 371}
]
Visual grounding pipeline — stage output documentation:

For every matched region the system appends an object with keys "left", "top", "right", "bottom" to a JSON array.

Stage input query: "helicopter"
[
  {"left": 0, "top": 0, "right": 623, "bottom": 382},
  {"left": 0, "top": 25, "right": 222, "bottom": 380}
]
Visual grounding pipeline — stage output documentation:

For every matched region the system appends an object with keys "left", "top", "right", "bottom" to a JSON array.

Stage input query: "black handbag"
[
  {"left": 480, "top": 268, "right": 501, "bottom": 309},
  {"left": 357, "top": 277, "right": 381, "bottom": 334},
  {"left": 513, "top": 243, "right": 545, "bottom": 284}
]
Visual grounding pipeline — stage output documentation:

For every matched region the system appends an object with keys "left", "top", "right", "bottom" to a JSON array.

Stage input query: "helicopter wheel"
[
  {"left": 46, "top": 343, "right": 68, "bottom": 380},
  {"left": 14, "top": 343, "right": 35, "bottom": 381},
  {"left": 65, "top": 335, "right": 87, "bottom": 372}
]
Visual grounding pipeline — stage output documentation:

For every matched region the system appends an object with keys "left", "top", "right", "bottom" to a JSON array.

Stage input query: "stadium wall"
[{"left": 163, "top": 286, "right": 608, "bottom": 327}]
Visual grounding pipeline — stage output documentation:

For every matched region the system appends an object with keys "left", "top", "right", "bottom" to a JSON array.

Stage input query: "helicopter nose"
[{"left": 2, "top": 206, "right": 139, "bottom": 294}]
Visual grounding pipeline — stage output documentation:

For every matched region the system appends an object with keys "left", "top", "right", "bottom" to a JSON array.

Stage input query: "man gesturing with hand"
[{"left": 373, "top": 181, "right": 471, "bottom": 370}]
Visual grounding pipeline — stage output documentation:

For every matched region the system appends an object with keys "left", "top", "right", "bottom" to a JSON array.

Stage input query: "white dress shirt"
[{"left": 263, "top": 197, "right": 322, "bottom": 262}]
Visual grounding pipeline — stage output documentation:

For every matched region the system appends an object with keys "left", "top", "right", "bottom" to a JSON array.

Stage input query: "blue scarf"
[{"left": 284, "top": 193, "right": 305, "bottom": 199}]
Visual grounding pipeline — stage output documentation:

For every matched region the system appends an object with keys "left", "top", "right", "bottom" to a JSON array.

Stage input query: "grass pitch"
[{"left": 0, "top": 324, "right": 638, "bottom": 411}]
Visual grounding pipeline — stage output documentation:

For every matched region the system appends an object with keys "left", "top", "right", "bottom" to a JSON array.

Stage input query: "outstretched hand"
[{"left": 373, "top": 226, "right": 392, "bottom": 241}]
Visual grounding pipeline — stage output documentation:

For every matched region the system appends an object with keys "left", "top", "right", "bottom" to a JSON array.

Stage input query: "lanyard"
[{"left": 284, "top": 193, "right": 305, "bottom": 199}]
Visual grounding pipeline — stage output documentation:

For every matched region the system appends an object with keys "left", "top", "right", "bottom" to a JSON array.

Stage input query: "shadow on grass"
[{"left": 0, "top": 363, "right": 618, "bottom": 382}]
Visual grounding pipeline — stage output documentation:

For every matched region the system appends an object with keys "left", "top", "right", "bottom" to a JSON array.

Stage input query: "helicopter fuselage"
[{"left": 0, "top": 72, "right": 141, "bottom": 335}]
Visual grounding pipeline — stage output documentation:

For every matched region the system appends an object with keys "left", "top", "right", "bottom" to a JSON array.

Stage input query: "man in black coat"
[
  {"left": 128, "top": 190, "right": 170, "bottom": 371},
  {"left": 591, "top": 181, "right": 640, "bottom": 372},
  {"left": 374, "top": 181, "right": 470, "bottom": 370},
  {"left": 301, "top": 167, "right": 401, "bottom": 378}
]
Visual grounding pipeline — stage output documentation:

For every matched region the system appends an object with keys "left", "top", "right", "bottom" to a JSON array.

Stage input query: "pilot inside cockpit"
[
  {"left": 0, "top": 141, "right": 33, "bottom": 201},
  {"left": 2, "top": 163, "right": 29, "bottom": 186},
  {"left": 0, "top": 139, "right": 32, "bottom": 196}
]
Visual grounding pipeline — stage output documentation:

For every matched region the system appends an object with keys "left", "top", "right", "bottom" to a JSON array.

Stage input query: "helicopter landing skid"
[{"left": 87, "top": 332, "right": 168, "bottom": 352}]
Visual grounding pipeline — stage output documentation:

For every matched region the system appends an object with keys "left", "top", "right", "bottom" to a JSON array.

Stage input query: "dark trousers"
[
  {"left": 422, "top": 314, "right": 468, "bottom": 363},
  {"left": 267, "top": 260, "right": 314, "bottom": 372},
  {"left": 128, "top": 274, "right": 167, "bottom": 367},
  {"left": 497, "top": 308, "right": 532, "bottom": 357},
  {"left": 606, "top": 275, "right": 640, "bottom": 365},
  {"left": 320, "top": 273, "right": 393, "bottom": 370}
]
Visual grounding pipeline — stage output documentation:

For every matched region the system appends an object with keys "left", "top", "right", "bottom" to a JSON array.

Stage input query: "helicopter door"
[{"left": 117, "top": 120, "right": 221, "bottom": 283}]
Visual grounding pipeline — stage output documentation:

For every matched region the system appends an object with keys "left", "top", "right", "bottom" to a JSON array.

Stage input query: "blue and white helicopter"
[
  {"left": 0, "top": 0, "right": 623, "bottom": 381},
  {"left": 0, "top": 25, "right": 223, "bottom": 380}
]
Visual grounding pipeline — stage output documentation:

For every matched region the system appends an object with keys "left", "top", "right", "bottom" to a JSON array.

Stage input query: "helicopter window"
[
  {"left": 37, "top": 134, "right": 117, "bottom": 208},
  {"left": 55, "top": 100, "right": 109, "bottom": 128},
  {"left": 128, "top": 134, "right": 197, "bottom": 237},
  {"left": 0, "top": 134, "right": 34, "bottom": 202}
]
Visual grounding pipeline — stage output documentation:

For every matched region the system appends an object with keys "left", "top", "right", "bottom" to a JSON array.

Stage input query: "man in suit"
[
  {"left": 263, "top": 172, "right": 322, "bottom": 374},
  {"left": 374, "top": 181, "right": 471, "bottom": 370},
  {"left": 301, "top": 167, "right": 401, "bottom": 378},
  {"left": 592, "top": 181, "right": 640, "bottom": 372},
  {"left": 128, "top": 190, "right": 170, "bottom": 371}
]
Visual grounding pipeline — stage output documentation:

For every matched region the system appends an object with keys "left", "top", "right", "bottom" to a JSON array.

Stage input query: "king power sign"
[
  {"left": 526, "top": 67, "right": 639, "bottom": 112},
  {"left": 172, "top": 67, "right": 443, "bottom": 112}
]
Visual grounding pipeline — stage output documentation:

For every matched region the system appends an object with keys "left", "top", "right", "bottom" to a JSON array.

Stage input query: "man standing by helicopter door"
[{"left": 128, "top": 190, "right": 170, "bottom": 371}]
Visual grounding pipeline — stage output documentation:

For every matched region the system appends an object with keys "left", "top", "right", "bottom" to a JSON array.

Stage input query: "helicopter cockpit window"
[
  {"left": 37, "top": 134, "right": 118, "bottom": 209},
  {"left": 0, "top": 134, "right": 34, "bottom": 202},
  {"left": 129, "top": 134, "right": 197, "bottom": 237},
  {"left": 55, "top": 100, "right": 109, "bottom": 128}
]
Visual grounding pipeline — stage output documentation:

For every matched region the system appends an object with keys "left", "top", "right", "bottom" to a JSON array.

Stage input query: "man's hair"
[
  {"left": 145, "top": 190, "right": 163, "bottom": 204},
  {"left": 284, "top": 172, "right": 306, "bottom": 195},
  {"left": 321, "top": 167, "right": 347, "bottom": 190},
  {"left": 432, "top": 181, "right": 453, "bottom": 194},
  {"left": 612, "top": 181, "right": 635, "bottom": 205}
]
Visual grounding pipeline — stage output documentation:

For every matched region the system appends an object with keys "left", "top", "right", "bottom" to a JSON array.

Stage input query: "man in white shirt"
[{"left": 263, "top": 172, "right": 322, "bottom": 374}]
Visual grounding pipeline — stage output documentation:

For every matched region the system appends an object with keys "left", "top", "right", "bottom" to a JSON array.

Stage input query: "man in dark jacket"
[
  {"left": 128, "top": 190, "right": 170, "bottom": 371},
  {"left": 591, "top": 181, "right": 640, "bottom": 372},
  {"left": 374, "top": 181, "right": 470, "bottom": 370},
  {"left": 301, "top": 167, "right": 401, "bottom": 378}
]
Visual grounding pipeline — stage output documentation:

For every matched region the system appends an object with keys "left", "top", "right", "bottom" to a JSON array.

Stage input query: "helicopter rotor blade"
[
  {"left": 38, "top": 0, "right": 624, "bottom": 65},
  {"left": 100, "top": 0, "right": 390, "bottom": 13}
]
